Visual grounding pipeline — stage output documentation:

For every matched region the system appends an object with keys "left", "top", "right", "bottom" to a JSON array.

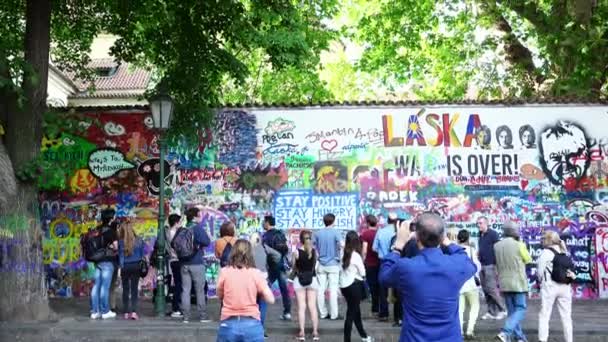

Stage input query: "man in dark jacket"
[
  {"left": 181, "top": 207, "right": 211, "bottom": 323},
  {"left": 262, "top": 215, "right": 291, "bottom": 320}
]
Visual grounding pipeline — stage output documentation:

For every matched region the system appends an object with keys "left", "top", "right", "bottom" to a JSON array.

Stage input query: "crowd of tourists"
[{"left": 83, "top": 208, "right": 576, "bottom": 342}]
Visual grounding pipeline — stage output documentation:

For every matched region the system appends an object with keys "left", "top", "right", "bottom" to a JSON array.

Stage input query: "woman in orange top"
[
  {"left": 217, "top": 239, "right": 275, "bottom": 342},
  {"left": 215, "top": 222, "right": 238, "bottom": 259}
]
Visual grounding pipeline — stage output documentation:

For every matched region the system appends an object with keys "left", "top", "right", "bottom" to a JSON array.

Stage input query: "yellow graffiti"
[
  {"left": 43, "top": 238, "right": 81, "bottom": 264},
  {"left": 49, "top": 217, "right": 75, "bottom": 239},
  {"left": 134, "top": 219, "right": 158, "bottom": 238},
  {"left": 315, "top": 165, "right": 348, "bottom": 193},
  {"left": 70, "top": 169, "right": 98, "bottom": 194}
]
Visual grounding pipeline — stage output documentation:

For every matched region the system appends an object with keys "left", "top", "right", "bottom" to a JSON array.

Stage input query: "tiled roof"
[
  {"left": 223, "top": 97, "right": 608, "bottom": 108},
  {"left": 61, "top": 97, "right": 608, "bottom": 112},
  {"left": 65, "top": 58, "right": 151, "bottom": 98}
]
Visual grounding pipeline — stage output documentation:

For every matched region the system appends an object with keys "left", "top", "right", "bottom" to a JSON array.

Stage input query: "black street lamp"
[{"left": 148, "top": 91, "right": 174, "bottom": 317}]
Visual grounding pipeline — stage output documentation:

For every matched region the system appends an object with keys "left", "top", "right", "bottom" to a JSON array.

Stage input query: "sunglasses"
[{"left": 303, "top": 237, "right": 311, "bottom": 240}]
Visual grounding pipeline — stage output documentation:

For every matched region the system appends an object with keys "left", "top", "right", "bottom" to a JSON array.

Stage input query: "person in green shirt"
[{"left": 494, "top": 221, "right": 533, "bottom": 342}]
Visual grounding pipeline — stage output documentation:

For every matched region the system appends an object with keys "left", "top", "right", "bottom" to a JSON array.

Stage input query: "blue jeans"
[
  {"left": 257, "top": 298, "right": 267, "bottom": 327},
  {"left": 91, "top": 262, "right": 115, "bottom": 314},
  {"left": 502, "top": 292, "right": 528, "bottom": 341},
  {"left": 268, "top": 270, "right": 291, "bottom": 314},
  {"left": 217, "top": 316, "right": 264, "bottom": 342}
]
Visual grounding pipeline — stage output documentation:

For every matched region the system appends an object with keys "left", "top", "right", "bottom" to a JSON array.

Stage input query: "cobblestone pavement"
[{"left": 1, "top": 296, "right": 607, "bottom": 341}]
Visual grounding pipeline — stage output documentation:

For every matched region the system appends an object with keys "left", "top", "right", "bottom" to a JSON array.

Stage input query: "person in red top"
[{"left": 360, "top": 214, "right": 380, "bottom": 317}]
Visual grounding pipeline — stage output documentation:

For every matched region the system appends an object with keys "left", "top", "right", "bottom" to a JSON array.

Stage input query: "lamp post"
[{"left": 148, "top": 92, "right": 174, "bottom": 317}]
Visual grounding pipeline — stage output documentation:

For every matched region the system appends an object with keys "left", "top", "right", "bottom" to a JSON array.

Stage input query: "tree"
[
  {"left": 351, "top": 0, "right": 608, "bottom": 100},
  {"left": 0, "top": 0, "right": 337, "bottom": 321}
]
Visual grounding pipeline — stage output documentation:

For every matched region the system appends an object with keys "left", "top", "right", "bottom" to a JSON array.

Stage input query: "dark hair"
[
  {"left": 323, "top": 213, "right": 336, "bottom": 227},
  {"left": 457, "top": 229, "right": 470, "bottom": 243},
  {"left": 228, "top": 239, "right": 256, "bottom": 269},
  {"left": 365, "top": 214, "right": 378, "bottom": 227},
  {"left": 409, "top": 221, "right": 418, "bottom": 232},
  {"left": 519, "top": 125, "right": 536, "bottom": 145},
  {"left": 185, "top": 207, "right": 200, "bottom": 222},
  {"left": 342, "top": 231, "right": 362, "bottom": 269},
  {"left": 299, "top": 230, "right": 314, "bottom": 258},
  {"left": 100, "top": 208, "right": 116, "bottom": 225},
  {"left": 496, "top": 125, "right": 513, "bottom": 147},
  {"left": 475, "top": 125, "right": 491, "bottom": 145},
  {"left": 264, "top": 215, "right": 275, "bottom": 227},
  {"left": 387, "top": 215, "right": 398, "bottom": 225},
  {"left": 417, "top": 213, "right": 445, "bottom": 248},
  {"left": 168, "top": 214, "right": 181, "bottom": 227},
  {"left": 220, "top": 221, "right": 236, "bottom": 237}
]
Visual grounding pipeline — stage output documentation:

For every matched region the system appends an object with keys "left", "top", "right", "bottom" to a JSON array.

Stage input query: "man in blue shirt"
[
  {"left": 313, "top": 213, "right": 343, "bottom": 320},
  {"left": 181, "top": 207, "right": 211, "bottom": 323},
  {"left": 372, "top": 213, "right": 397, "bottom": 320},
  {"left": 380, "top": 213, "right": 477, "bottom": 342}
]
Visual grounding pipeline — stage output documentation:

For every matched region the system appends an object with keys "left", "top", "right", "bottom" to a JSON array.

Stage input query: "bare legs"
[
  {"left": 296, "top": 288, "right": 319, "bottom": 337},
  {"left": 307, "top": 288, "right": 319, "bottom": 336}
]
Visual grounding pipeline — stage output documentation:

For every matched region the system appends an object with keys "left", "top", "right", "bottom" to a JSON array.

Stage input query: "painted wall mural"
[{"left": 22, "top": 105, "right": 608, "bottom": 299}]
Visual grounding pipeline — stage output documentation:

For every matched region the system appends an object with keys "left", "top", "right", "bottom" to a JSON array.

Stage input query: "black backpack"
[
  {"left": 81, "top": 228, "right": 113, "bottom": 262},
  {"left": 220, "top": 240, "right": 233, "bottom": 267},
  {"left": 548, "top": 248, "right": 575, "bottom": 284},
  {"left": 171, "top": 227, "right": 196, "bottom": 261}
]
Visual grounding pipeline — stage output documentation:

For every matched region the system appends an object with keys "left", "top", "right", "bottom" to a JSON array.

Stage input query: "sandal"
[
  {"left": 296, "top": 333, "right": 306, "bottom": 341},
  {"left": 312, "top": 333, "right": 320, "bottom": 341}
]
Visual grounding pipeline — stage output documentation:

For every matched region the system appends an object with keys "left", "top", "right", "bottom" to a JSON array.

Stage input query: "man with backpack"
[
  {"left": 262, "top": 215, "right": 292, "bottom": 320},
  {"left": 82, "top": 208, "right": 119, "bottom": 320},
  {"left": 537, "top": 231, "right": 576, "bottom": 342},
  {"left": 494, "top": 222, "right": 533, "bottom": 342},
  {"left": 172, "top": 206, "right": 211, "bottom": 323}
]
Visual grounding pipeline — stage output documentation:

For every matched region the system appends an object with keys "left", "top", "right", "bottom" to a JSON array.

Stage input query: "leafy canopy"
[
  {"left": 350, "top": 0, "right": 608, "bottom": 100},
  {"left": 0, "top": 0, "right": 339, "bottom": 140}
]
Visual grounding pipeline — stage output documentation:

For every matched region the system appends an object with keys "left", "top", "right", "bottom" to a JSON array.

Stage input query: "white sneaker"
[
  {"left": 101, "top": 311, "right": 117, "bottom": 319},
  {"left": 170, "top": 311, "right": 183, "bottom": 318},
  {"left": 90, "top": 312, "right": 100, "bottom": 319},
  {"left": 362, "top": 337, "right": 375, "bottom": 342},
  {"left": 481, "top": 312, "right": 497, "bottom": 320},
  {"left": 280, "top": 313, "right": 292, "bottom": 320},
  {"left": 496, "top": 332, "right": 509, "bottom": 342},
  {"left": 495, "top": 311, "right": 508, "bottom": 320}
]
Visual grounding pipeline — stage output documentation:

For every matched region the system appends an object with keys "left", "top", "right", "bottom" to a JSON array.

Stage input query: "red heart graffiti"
[
  {"left": 321, "top": 139, "right": 338, "bottom": 152},
  {"left": 521, "top": 179, "right": 529, "bottom": 190}
]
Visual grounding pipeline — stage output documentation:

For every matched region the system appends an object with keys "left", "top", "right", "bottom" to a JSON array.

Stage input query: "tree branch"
[{"left": 6, "top": 0, "right": 50, "bottom": 170}]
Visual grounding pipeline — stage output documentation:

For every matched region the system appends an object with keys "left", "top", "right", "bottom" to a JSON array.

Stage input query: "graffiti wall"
[{"left": 25, "top": 105, "right": 608, "bottom": 299}]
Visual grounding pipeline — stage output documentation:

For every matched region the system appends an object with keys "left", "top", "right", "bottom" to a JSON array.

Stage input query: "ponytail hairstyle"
[
  {"left": 342, "top": 231, "right": 362, "bottom": 270},
  {"left": 299, "top": 230, "right": 313, "bottom": 258}
]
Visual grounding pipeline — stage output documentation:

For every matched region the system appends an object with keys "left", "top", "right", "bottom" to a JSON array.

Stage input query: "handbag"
[
  {"left": 297, "top": 271, "right": 314, "bottom": 286},
  {"left": 139, "top": 258, "right": 149, "bottom": 278}
]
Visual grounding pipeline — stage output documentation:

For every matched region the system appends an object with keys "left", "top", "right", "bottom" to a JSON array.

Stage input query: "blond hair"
[
  {"left": 118, "top": 219, "right": 137, "bottom": 256},
  {"left": 542, "top": 230, "right": 567, "bottom": 253}
]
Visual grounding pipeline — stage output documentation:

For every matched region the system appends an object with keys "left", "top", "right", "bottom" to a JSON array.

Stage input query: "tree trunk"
[{"left": 0, "top": 0, "right": 52, "bottom": 321}]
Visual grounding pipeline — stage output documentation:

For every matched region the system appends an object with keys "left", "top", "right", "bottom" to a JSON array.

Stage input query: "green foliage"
[{"left": 352, "top": 0, "right": 608, "bottom": 100}]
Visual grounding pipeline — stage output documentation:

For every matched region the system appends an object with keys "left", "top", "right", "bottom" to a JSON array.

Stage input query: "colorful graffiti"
[{"left": 37, "top": 105, "right": 608, "bottom": 299}]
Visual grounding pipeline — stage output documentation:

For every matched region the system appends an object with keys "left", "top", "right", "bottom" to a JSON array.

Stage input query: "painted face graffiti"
[
  {"left": 137, "top": 158, "right": 171, "bottom": 196},
  {"left": 539, "top": 121, "right": 591, "bottom": 187}
]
